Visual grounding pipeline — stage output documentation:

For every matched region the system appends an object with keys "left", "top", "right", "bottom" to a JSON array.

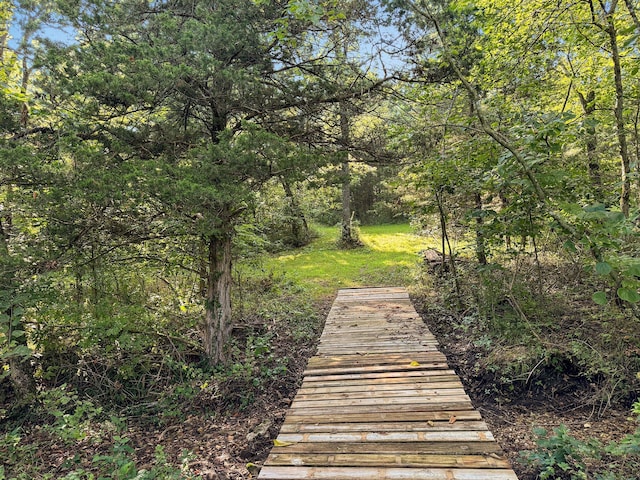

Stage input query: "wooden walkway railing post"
[{"left": 259, "top": 287, "right": 519, "bottom": 480}]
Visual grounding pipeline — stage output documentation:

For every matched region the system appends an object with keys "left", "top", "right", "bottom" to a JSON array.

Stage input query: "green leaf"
[
  {"left": 626, "top": 264, "right": 640, "bottom": 277},
  {"left": 617, "top": 288, "right": 640, "bottom": 303},
  {"left": 563, "top": 240, "right": 577, "bottom": 253},
  {"left": 595, "top": 262, "right": 612, "bottom": 275},
  {"left": 10, "top": 345, "right": 32, "bottom": 358},
  {"left": 592, "top": 292, "right": 607, "bottom": 305},
  {"left": 623, "top": 33, "right": 638, "bottom": 48},
  {"left": 583, "top": 204, "right": 606, "bottom": 213}
]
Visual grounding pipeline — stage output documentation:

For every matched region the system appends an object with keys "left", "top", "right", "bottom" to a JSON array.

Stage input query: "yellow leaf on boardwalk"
[
  {"left": 409, "top": 361, "right": 420, "bottom": 366},
  {"left": 273, "top": 439, "right": 295, "bottom": 447}
]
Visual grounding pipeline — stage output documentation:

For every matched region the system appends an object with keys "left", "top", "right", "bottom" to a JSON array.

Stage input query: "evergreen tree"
[{"left": 43, "top": 0, "right": 387, "bottom": 364}]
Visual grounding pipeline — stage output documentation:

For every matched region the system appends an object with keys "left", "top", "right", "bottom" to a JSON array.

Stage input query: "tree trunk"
[
  {"left": 604, "top": 12, "right": 631, "bottom": 217},
  {"left": 339, "top": 100, "right": 354, "bottom": 245},
  {"left": 577, "top": 90, "right": 602, "bottom": 200},
  {"left": 0, "top": 32, "right": 6, "bottom": 62},
  {"left": 1, "top": 210, "right": 36, "bottom": 398},
  {"left": 474, "top": 192, "right": 488, "bottom": 265},
  {"left": 434, "top": 188, "right": 461, "bottom": 302},
  {"left": 341, "top": 159, "right": 353, "bottom": 242},
  {"left": 202, "top": 230, "right": 233, "bottom": 365},
  {"left": 281, "top": 177, "right": 309, "bottom": 247},
  {"left": 339, "top": 102, "right": 359, "bottom": 247},
  {"left": 20, "top": 55, "right": 30, "bottom": 127},
  {"left": 634, "top": 97, "right": 640, "bottom": 201},
  {"left": 499, "top": 191, "right": 511, "bottom": 249},
  {"left": 624, "top": 0, "right": 640, "bottom": 32}
]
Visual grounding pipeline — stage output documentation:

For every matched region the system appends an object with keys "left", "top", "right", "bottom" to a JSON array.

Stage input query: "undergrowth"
[
  {"left": 0, "top": 271, "right": 324, "bottom": 479},
  {"left": 414, "top": 242, "right": 640, "bottom": 479},
  {"left": 521, "top": 401, "right": 640, "bottom": 479},
  {"left": 1, "top": 223, "right": 423, "bottom": 479},
  {"left": 421, "top": 250, "right": 640, "bottom": 409}
]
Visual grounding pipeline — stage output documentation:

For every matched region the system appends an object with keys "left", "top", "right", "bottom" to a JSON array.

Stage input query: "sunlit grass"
[{"left": 262, "top": 224, "right": 439, "bottom": 299}]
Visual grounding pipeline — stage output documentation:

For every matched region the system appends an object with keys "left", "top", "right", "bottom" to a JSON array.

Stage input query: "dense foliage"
[{"left": 1, "top": 0, "right": 640, "bottom": 478}]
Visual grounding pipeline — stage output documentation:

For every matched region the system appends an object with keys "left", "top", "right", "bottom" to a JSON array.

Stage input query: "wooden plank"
[
  {"left": 319, "top": 338, "right": 434, "bottom": 341},
  {"left": 318, "top": 332, "right": 430, "bottom": 335},
  {"left": 313, "top": 353, "right": 439, "bottom": 361},
  {"left": 307, "top": 355, "right": 447, "bottom": 369},
  {"left": 274, "top": 431, "right": 495, "bottom": 443},
  {"left": 315, "top": 342, "right": 438, "bottom": 348},
  {"left": 336, "top": 292, "right": 408, "bottom": 297},
  {"left": 294, "top": 388, "right": 467, "bottom": 400},
  {"left": 317, "top": 336, "right": 435, "bottom": 341},
  {"left": 334, "top": 296, "right": 410, "bottom": 301},
  {"left": 318, "top": 336, "right": 436, "bottom": 342},
  {"left": 308, "top": 352, "right": 445, "bottom": 362},
  {"left": 297, "top": 381, "right": 464, "bottom": 394},
  {"left": 269, "top": 441, "right": 502, "bottom": 455},
  {"left": 283, "top": 410, "right": 482, "bottom": 425},
  {"left": 304, "top": 363, "right": 450, "bottom": 376},
  {"left": 324, "top": 317, "right": 421, "bottom": 322},
  {"left": 314, "top": 348, "right": 440, "bottom": 355},
  {"left": 316, "top": 345, "right": 437, "bottom": 350},
  {"left": 279, "top": 420, "right": 489, "bottom": 433},
  {"left": 265, "top": 453, "right": 511, "bottom": 469},
  {"left": 298, "top": 380, "right": 462, "bottom": 391},
  {"left": 316, "top": 342, "right": 437, "bottom": 348},
  {"left": 290, "top": 395, "right": 471, "bottom": 409},
  {"left": 316, "top": 340, "right": 436, "bottom": 345},
  {"left": 286, "top": 401, "right": 475, "bottom": 416},
  {"left": 322, "top": 322, "right": 423, "bottom": 327},
  {"left": 317, "top": 334, "right": 431, "bottom": 339},
  {"left": 302, "top": 370, "right": 459, "bottom": 383},
  {"left": 258, "top": 466, "right": 518, "bottom": 479}
]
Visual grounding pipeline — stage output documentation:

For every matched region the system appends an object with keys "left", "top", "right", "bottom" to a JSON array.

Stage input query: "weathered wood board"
[{"left": 258, "top": 287, "right": 518, "bottom": 480}]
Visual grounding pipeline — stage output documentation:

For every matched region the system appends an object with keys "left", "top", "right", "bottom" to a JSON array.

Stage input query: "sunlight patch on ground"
[{"left": 264, "top": 224, "right": 438, "bottom": 298}]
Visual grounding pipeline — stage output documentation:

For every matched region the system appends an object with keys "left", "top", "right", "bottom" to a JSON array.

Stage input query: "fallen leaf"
[
  {"left": 273, "top": 439, "right": 295, "bottom": 447},
  {"left": 247, "top": 419, "right": 272, "bottom": 442},
  {"left": 427, "top": 420, "right": 435, "bottom": 427},
  {"left": 409, "top": 361, "right": 420, "bottom": 367},
  {"left": 449, "top": 415, "right": 457, "bottom": 424},
  {"left": 246, "top": 463, "right": 260, "bottom": 476}
]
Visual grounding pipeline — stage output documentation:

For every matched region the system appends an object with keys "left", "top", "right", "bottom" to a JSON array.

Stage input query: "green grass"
[{"left": 262, "top": 224, "right": 438, "bottom": 299}]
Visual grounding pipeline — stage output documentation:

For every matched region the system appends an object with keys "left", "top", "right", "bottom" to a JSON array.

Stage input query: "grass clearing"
[{"left": 259, "top": 224, "right": 438, "bottom": 299}]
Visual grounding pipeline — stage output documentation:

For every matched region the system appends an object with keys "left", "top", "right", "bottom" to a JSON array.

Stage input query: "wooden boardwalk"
[{"left": 258, "top": 287, "right": 518, "bottom": 480}]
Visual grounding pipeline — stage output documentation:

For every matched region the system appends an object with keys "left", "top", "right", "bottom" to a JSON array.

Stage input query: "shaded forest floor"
[
  {"left": 2, "top": 296, "right": 331, "bottom": 480},
  {"left": 3, "top": 225, "right": 639, "bottom": 479},
  {"left": 413, "top": 295, "right": 638, "bottom": 479}
]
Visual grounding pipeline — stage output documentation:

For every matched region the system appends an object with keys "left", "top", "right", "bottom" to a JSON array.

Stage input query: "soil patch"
[{"left": 412, "top": 294, "right": 637, "bottom": 479}]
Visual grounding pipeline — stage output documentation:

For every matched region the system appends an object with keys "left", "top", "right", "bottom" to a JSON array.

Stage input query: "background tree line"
[{"left": 1, "top": 0, "right": 639, "bottom": 430}]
